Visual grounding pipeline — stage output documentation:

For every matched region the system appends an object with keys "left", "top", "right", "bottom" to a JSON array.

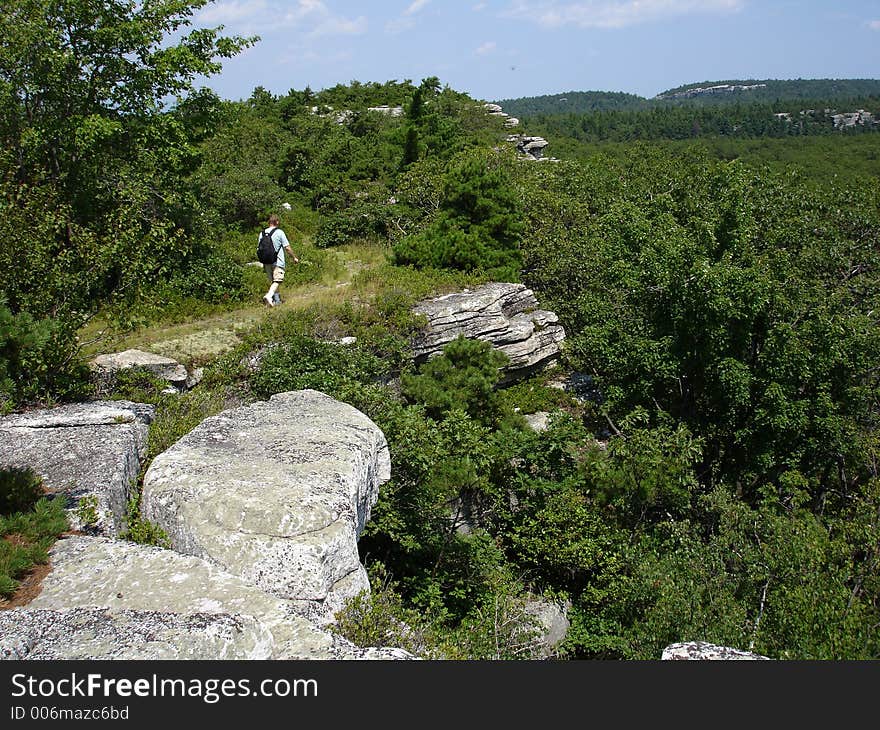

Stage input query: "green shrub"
[
  {"left": 392, "top": 150, "right": 524, "bottom": 279},
  {"left": 0, "top": 497, "right": 69, "bottom": 598},
  {"left": 401, "top": 336, "right": 509, "bottom": 426},
  {"left": 0, "top": 467, "right": 46, "bottom": 516},
  {"left": 315, "top": 201, "right": 390, "bottom": 248},
  {"left": 333, "top": 564, "right": 439, "bottom": 657},
  {"left": 496, "top": 374, "right": 580, "bottom": 415},
  {"left": 0, "top": 302, "right": 92, "bottom": 411},
  {"left": 108, "top": 366, "right": 170, "bottom": 404},
  {"left": 165, "top": 250, "right": 247, "bottom": 304},
  {"left": 120, "top": 491, "right": 170, "bottom": 549},
  {"left": 251, "top": 335, "right": 388, "bottom": 399}
]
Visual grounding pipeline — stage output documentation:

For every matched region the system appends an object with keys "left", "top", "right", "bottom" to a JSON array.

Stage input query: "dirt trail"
[{"left": 81, "top": 247, "right": 382, "bottom": 367}]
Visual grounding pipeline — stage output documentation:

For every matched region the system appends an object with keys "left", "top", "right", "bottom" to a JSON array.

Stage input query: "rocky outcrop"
[
  {"left": 90, "top": 348, "right": 190, "bottom": 393},
  {"left": 141, "top": 389, "right": 391, "bottom": 623},
  {"left": 0, "top": 400, "right": 154, "bottom": 535},
  {"left": 506, "top": 133, "right": 550, "bottom": 160},
  {"left": 483, "top": 102, "right": 520, "bottom": 128},
  {"left": 523, "top": 411, "right": 551, "bottom": 432},
  {"left": 368, "top": 105, "right": 404, "bottom": 117},
  {"left": 411, "top": 283, "right": 565, "bottom": 382},
  {"left": 661, "top": 642, "right": 772, "bottom": 660},
  {"left": 655, "top": 83, "right": 767, "bottom": 101},
  {"left": 14, "top": 535, "right": 412, "bottom": 660}
]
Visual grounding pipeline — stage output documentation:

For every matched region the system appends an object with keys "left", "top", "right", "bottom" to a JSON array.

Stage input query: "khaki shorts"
[{"left": 264, "top": 264, "right": 285, "bottom": 283}]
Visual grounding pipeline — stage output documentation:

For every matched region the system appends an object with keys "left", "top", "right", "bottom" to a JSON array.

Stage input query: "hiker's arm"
[{"left": 285, "top": 244, "right": 299, "bottom": 264}]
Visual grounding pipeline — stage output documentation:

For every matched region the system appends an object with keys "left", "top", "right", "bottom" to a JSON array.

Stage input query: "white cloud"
[
  {"left": 475, "top": 40, "right": 497, "bottom": 55},
  {"left": 405, "top": 0, "right": 431, "bottom": 15},
  {"left": 387, "top": 0, "right": 431, "bottom": 33},
  {"left": 503, "top": 0, "right": 744, "bottom": 29},
  {"left": 385, "top": 17, "right": 416, "bottom": 34},
  {"left": 473, "top": 2, "right": 488, "bottom": 10},
  {"left": 308, "top": 14, "right": 368, "bottom": 37},
  {"left": 197, "top": 0, "right": 267, "bottom": 25},
  {"left": 199, "top": 0, "right": 366, "bottom": 37},
  {"left": 281, "top": 0, "right": 366, "bottom": 36},
  {"left": 868, "top": 19, "right": 880, "bottom": 31}
]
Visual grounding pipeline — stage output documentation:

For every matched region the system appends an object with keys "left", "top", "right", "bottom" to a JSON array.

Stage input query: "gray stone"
[
  {"left": 411, "top": 283, "right": 565, "bottom": 382},
  {"left": 141, "top": 390, "right": 391, "bottom": 623},
  {"left": 0, "top": 400, "right": 154, "bottom": 535},
  {"left": 185, "top": 367, "right": 204, "bottom": 390},
  {"left": 524, "top": 598, "right": 570, "bottom": 658},
  {"left": 661, "top": 641, "right": 772, "bottom": 660},
  {"left": 28, "top": 535, "right": 414, "bottom": 660},
  {"left": 91, "top": 348, "right": 189, "bottom": 390},
  {"left": 523, "top": 412, "right": 550, "bottom": 432},
  {"left": 0, "top": 607, "right": 274, "bottom": 660},
  {"left": 368, "top": 105, "right": 404, "bottom": 117}
]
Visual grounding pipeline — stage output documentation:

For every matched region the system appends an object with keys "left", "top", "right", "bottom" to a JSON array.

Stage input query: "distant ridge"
[
  {"left": 655, "top": 78, "right": 880, "bottom": 103},
  {"left": 495, "top": 78, "right": 880, "bottom": 118}
]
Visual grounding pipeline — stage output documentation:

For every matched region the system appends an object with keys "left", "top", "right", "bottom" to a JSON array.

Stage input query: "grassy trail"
[{"left": 78, "top": 244, "right": 388, "bottom": 367}]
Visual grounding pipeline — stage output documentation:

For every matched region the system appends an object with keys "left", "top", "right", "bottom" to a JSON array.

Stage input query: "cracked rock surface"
[{"left": 13, "top": 535, "right": 412, "bottom": 660}]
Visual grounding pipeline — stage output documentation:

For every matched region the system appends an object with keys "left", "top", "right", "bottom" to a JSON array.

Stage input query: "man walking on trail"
[{"left": 260, "top": 214, "right": 299, "bottom": 307}]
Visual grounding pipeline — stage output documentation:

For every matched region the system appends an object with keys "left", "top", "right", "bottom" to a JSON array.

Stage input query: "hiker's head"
[{"left": 268, "top": 214, "right": 280, "bottom": 227}]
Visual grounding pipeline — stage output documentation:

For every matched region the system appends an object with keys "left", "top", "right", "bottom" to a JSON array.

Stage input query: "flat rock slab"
[
  {"left": 0, "top": 607, "right": 273, "bottom": 660},
  {"left": 662, "top": 641, "right": 771, "bottom": 660},
  {"left": 91, "top": 348, "right": 189, "bottom": 389},
  {"left": 26, "top": 535, "right": 412, "bottom": 660},
  {"left": 0, "top": 401, "right": 154, "bottom": 535},
  {"left": 412, "top": 283, "right": 565, "bottom": 381},
  {"left": 142, "top": 390, "right": 391, "bottom": 623}
]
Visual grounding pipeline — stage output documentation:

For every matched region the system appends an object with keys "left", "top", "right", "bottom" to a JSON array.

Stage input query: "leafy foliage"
[
  {"left": 0, "top": 486, "right": 69, "bottom": 599},
  {"left": 393, "top": 149, "right": 524, "bottom": 279},
  {"left": 401, "top": 336, "right": 510, "bottom": 427},
  {"left": 251, "top": 335, "right": 388, "bottom": 400},
  {"left": 0, "top": 301, "right": 91, "bottom": 411},
  {"left": 0, "top": 467, "right": 45, "bottom": 516}
]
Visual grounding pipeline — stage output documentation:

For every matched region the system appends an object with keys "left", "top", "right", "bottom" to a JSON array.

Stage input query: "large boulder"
[
  {"left": 662, "top": 642, "right": 771, "bottom": 660},
  {"left": 411, "top": 283, "right": 565, "bottom": 382},
  {"left": 21, "top": 535, "right": 412, "bottom": 660},
  {"left": 141, "top": 390, "right": 390, "bottom": 623},
  {"left": 0, "top": 400, "right": 154, "bottom": 535}
]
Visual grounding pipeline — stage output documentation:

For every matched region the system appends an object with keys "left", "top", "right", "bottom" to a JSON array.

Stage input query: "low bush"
[
  {"left": 251, "top": 335, "right": 388, "bottom": 399},
  {"left": 0, "top": 495, "right": 69, "bottom": 598}
]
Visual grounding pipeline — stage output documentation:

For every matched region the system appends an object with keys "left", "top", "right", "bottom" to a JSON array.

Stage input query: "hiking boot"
[{"left": 262, "top": 294, "right": 274, "bottom": 307}]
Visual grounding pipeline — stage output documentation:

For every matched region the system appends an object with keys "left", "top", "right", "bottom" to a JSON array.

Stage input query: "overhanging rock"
[{"left": 141, "top": 390, "right": 390, "bottom": 624}]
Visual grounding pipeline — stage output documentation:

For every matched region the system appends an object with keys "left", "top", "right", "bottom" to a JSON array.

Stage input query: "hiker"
[{"left": 259, "top": 214, "right": 299, "bottom": 307}]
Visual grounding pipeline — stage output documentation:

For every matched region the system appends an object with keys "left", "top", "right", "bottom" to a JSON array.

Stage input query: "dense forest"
[{"left": 1, "top": 0, "right": 879, "bottom": 659}]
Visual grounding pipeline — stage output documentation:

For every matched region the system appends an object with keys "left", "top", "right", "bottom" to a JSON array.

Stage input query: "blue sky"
[{"left": 192, "top": 1, "right": 880, "bottom": 102}]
